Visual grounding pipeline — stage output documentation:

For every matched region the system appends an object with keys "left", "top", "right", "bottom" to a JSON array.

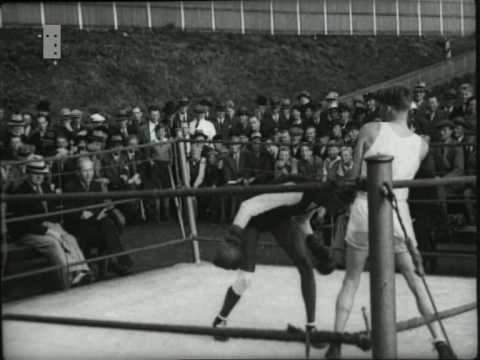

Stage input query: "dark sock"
[{"left": 219, "top": 286, "right": 241, "bottom": 319}]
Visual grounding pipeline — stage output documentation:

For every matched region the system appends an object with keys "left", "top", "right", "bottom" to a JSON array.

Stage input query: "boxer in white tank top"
[{"left": 326, "top": 87, "right": 455, "bottom": 359}]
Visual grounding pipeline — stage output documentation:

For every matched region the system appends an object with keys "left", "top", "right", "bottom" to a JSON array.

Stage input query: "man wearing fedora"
[
  {"left": 27, "top": 114, "right": 57, "bottom": 156},
  {"left": 10, "top": 157, "right": 94, "bottom": 289}
]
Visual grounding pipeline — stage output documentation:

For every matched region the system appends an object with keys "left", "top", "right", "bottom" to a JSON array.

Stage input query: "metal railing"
[{"left": 339, "top": 50, "right": 476, "bottom": 103}]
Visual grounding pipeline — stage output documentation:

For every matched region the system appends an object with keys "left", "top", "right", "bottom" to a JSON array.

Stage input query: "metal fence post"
[
  {"left": 366, "top": 155, "right": 396, "bottom": 359},
  {"left": 176, "top": 131, "right": 201, "bottom": 264},
  {"left": 417, "top": 0, "right": 422, "bottom": 36},
  {"left": 40, "top": 2, "right": 45, "bottom": 27},
  {"left": 146, "top": 1, "right": 152, "bottom": 29},
  {"left": 77, "top": 2, "right": 83, "bottom": 30},
  {"left": 240, "top": 0, "right": 245, "bottom": 34},
  {"left": 323, "top": 0, "right": 328, "bottom": 35},
  {"left": 180, "top": 1, "right": 185, "bottom": 31},
  {"left": 372, "top": 0, "right": 377, "bottom": 36},
  {"left": 112, "top": 1, "right": 118, "bottom": 30}
]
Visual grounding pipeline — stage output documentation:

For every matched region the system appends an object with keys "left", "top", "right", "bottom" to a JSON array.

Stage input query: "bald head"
[{"left": 77, "top": 156, "right": 94, "bottom": 184}]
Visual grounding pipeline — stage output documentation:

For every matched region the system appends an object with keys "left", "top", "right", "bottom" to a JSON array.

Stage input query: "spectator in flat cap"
[
  {"left": 189, "top": 104, "right": 216, "bottom": 140},
  {"left": 432, "top": 119, "right": 464, "bottom": 180},
  {"left": 247, "top": 132, "right": 274, "bottom": 185},
  {"left": 88, "top": 113, "right": 107, "bottom": 131},
  {"left": 101, "top": 134, "right": 129, "bottom": 192},
  {"left": 297, "top": 142, "right": 323, "bottom": 181},
  {"left": 212, "top": 103, "right": 232, "bottom": 141},
  {"left": 261, "top": 99, "right": 287, "bottom": 139},
  {"left": 10, "top": 156, "right": 94, "bottom": 289},
  {"left": 200, "top": 97, "right": 214, "bottom": 120}
]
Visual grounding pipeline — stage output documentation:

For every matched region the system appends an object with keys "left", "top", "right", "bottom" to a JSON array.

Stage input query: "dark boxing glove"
[
  {"left": 306, "top": 234, "right": 335, "bottom": 275},
  {"left": 213, "top": 225, "right": 243, "bottom": 270}
]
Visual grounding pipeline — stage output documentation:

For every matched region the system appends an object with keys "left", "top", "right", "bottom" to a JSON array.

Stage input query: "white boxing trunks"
[{"left": 345, "top": 192, "right": 418, "bottom": 253}]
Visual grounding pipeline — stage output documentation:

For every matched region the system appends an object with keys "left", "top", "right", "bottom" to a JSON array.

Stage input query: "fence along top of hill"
[
  {"left": 0, "top": 0, "right": 475, "bottom": 36},
  {"left": 339, "top": 50, "right": 475, "bottom": 103}
]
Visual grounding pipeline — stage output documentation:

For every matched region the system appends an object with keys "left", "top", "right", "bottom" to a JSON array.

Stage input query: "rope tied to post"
[{"left": 381, "top": 182, "right": 457, "bottom": 357}]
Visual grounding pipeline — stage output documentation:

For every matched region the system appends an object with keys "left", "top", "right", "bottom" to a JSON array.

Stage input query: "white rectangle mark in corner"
[{"left": 43, "top": 24, "right": 61, "bottom": 59}]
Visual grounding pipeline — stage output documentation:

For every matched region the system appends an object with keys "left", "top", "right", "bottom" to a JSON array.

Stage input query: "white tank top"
[{"left": 361, "top": 122, "right": 422, "bottom": 200}]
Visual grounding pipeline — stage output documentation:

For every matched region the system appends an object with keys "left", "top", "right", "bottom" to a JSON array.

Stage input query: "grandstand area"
[{"left": 0, "top": 1, "right": 477, "bottom": 359}]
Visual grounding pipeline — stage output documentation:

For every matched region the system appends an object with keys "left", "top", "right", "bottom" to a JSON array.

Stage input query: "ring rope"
[
  {"left": 2, "top": 176, "right": 475, "bottom": 203},
  {"left": 1, "top": 312, "right": 372, "bottom": 350},
  {"left": 1, "top": 237, "right": 189, "bottom": 282}
]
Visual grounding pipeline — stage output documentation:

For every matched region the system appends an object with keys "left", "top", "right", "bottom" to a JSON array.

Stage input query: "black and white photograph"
[{"left": 0, "top": 0, "right": 477, "bottom": 358}]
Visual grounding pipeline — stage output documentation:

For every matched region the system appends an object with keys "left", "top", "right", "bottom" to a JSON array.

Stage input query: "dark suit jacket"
[
  {"left": 261, "top": 115, "right": 288, "bottom": 139},
  {"left": 101, "top": 153, "right": 129, "bottom": 191},
  {"left": 9, "top": 180, "right": 61, "bottom": 239},
  {"left": 431, "top": 139, "right": 465, "bottom": 177},
  {"left": 63, "top": 177, "right": 106, "bottom": 232},
  {"left": 223, "top": 150, "right": 254, "bottom": 182},
  {"left": 211, "top": 117, "right": 233, "bottom": 141}
]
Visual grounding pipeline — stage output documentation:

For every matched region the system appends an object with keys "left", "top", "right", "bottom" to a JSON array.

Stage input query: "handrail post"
[
  {"left": 176, "top": 130, "right": 201, "bottom": 264},
  {"left": 366, "top": 155, "right": 396, "bottom": 359}
]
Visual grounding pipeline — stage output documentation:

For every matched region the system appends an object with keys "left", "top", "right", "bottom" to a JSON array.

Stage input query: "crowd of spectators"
[{"left": 0, "top": 80, "right": 476, "bottom": 285}]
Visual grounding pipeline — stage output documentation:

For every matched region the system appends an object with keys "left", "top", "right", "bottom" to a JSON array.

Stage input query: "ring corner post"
[
  {"left": 366, "top": 154, "right": 396, "bottom": 359},
  {"left": 176, "top": 130, "right": 201, "bottom": 265}
]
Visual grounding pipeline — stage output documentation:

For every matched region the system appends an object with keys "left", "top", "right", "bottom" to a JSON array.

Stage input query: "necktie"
[
  {"left": 235, "top": 154, "right": 240, "bottom": 172},
  {"left": 36, "top": 185, "right": 48, "bottom": 213}
]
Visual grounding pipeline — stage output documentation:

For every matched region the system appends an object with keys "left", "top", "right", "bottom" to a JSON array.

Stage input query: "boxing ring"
[{"left": 1, "top": 139, "right": 477, "bottom": 359}]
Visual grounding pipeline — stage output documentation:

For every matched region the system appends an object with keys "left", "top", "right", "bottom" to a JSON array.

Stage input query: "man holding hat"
[
  {"left": 189, "top": 104, "right": 216, "bottom": 140},
  {"left": 111, "top": 109, "right": 134, "bottom": 142},
  {"left": 10, "top": 156, "right": 94, "bottom": 289}
]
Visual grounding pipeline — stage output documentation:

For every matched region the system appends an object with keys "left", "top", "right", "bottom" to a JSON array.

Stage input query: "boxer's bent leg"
[
  {"left": 216, "top": 227, "right": 260, "bottom": 318},
  {"left": 271, "top": 219, "right": 316, "bottom": 324},
  {"left": 234, "top": 192, "right": 303, "bottom": 229}
]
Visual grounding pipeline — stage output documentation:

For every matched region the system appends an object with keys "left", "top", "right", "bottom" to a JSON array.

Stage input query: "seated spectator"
[
  {"left": 297, "top": 143, "right": 323, "bottom": 180},
  {"left": 173, "top": 97, "right": 190, "bottom": 130},
  {"left": 85, "top": 132, "right": 106, "bottom": 181},
  {"left": 338, "top": 103, "right": 352, "bottom": 130},
  {"left": 189, "top": 132, "right": 208, "bottom": 189},
  {"left": 70, "top": 109, "right": 85, "bottom": 134},
  {"left": 87, "top": 112, "right": 107, "bottom": 131},
  {"left": 238, "top": 133, "right": 250, "bottom": 150},
  {"left": 129, "top": 106, "right": 144, "bottom": 133},
  {"left": 323, "top": 140, "right": 341, "bottom": 181},
  {"left": 9, "top": 157, "right": 93, "bottom": 288},
  {"left": 63, "top": 157, "right": 133, "bottom": 277},
  {"left": 414, "top": 95, "right": 447, "bottom": 142},
  {"left": 274, "top": 146, "right": 298, "bottom": 178},
  {"left": 162, "top": 100, "right": 177, "bottom": 137},
  {"left": 450, "top": 82, "right": 473, "bottom": 119},
  {"left": 50, "top": 133, "right": 72, "bottom": 190},
  {"left": 304, "top": 107, "right": 323, "bottom": 136},
  {"left": 225, "top": 100, "right": 236, "bottom": 124},
  {"left": 112, "top": 109, "right": 135, "bottom": 142},
  {"left": 264, "top": 137, "right": 279, "bottom": 163},
  {"left": 22, "top": 111, "right": 34, "bottom": 138},
  {"left": 278, "top": 128, "right": 291, "bottom": 146},
  {"left": 260, "top": 97, "right": 284, "bottom": 139}
]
